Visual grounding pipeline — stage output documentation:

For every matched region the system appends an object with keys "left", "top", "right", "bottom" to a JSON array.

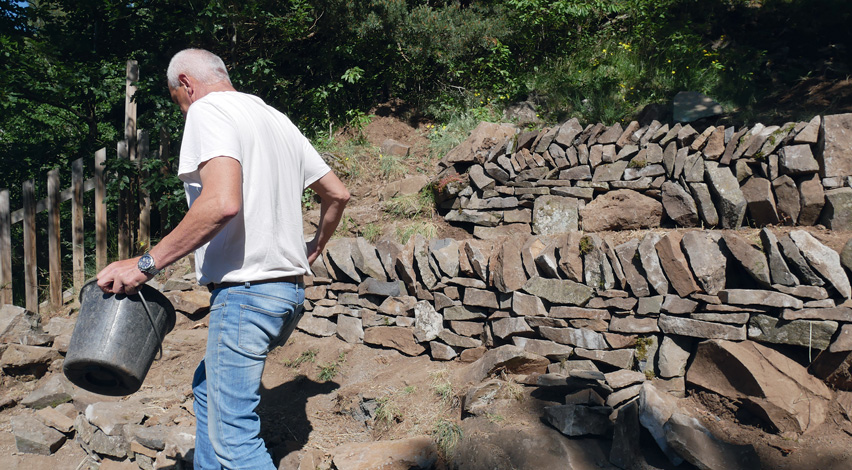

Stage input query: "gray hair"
[{"left": 166, "top": 49, "right": 231, "bottom": 89}]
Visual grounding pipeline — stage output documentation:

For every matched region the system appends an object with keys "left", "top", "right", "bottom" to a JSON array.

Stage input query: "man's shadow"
[{"left": 257, "top": 374, "right": 340, "bottom": 465}]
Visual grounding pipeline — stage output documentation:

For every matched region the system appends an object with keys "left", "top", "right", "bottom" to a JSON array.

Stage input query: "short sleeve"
[
  {"left": 178, "top": 101, "right": 243, "bottom": 183},
  {"left": 302, "top": 137, "right": 331, "bottom": 189}
]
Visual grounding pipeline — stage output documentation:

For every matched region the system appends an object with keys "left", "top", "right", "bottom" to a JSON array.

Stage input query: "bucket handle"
[{"left": 137, "top": 290, "right": 164, "bottom": 360}]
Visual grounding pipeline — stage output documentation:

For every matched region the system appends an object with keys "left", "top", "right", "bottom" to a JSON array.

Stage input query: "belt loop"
[{"left": 244, "top": 281, "right": 251, "bottom": 288}]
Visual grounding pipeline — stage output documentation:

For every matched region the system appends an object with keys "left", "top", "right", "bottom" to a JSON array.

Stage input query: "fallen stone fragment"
[
  {"left": 11, "top": 413, "right": 66, "bottom": 456},
  {"left": 687, "top": 339, "right": 832, "bottom": 435},
  {"left": 458, "top": 345, "right": 549, "bottom": 384},
  {"left": 665, "top": 412, "right": 760, "bottom": 470}
]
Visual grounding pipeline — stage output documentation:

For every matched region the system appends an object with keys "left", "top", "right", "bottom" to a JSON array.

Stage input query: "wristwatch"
[{"left": 138, "top": 253, "right": 160, "bottom": 276}]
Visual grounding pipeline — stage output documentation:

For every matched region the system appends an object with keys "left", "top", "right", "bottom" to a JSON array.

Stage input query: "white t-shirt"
[{"left": 177, "top": 91, "right": 330, "bottom": 285}]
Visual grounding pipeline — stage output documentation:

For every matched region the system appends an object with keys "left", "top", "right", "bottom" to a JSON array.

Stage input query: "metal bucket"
[{"left": 63, "top": 280, "right": 175, "bottom": 396}]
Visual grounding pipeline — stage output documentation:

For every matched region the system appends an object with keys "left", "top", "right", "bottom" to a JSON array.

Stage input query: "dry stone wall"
[
  {"left": 432, "top": 113, "right": 852, "bottom": 238},
  {"left": 307, "top": 224, "right": 852, "bottom": 399}
]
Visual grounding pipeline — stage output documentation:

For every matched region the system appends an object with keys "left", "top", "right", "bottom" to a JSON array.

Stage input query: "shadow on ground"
[{"left": 257, "top": 375, "right": 340, "bottom": 465}]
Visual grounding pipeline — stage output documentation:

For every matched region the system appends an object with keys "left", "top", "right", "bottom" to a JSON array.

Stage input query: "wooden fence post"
[
  {"left": 72, "top": 158, "right": 85, "bottom": 292},
  {"left": 158, "top": 129, "right": 170, "bottom": 235},
  {"left": 0, "top": 189, "right": 11, "bottom": 305},
  {"left": 48, "top": 169, "right": 61, "bottom": 308},
  {"left": 95, "top": 148, "right": 107, "bottom": 271},
  {"left": 118, "top": 140, "right": 130, "bottom": 260},
  {"left": 138, "top": 129, "right": 150, "bottom": 250},
  {"left": 23, "top": 180, "right": 37, "bottom": 312}
]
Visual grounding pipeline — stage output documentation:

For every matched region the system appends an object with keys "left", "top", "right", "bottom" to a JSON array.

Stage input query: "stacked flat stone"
[
  {"left": 432, "top": 114, "right": 852, "bottom": 237},
  {"left": 305, "top": 226, "right": 852, "bottom": 393}
]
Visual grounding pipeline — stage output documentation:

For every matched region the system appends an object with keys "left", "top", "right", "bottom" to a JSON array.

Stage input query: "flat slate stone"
[
  {"left": 11, "top": 414, "right": 66, "bottom": 455},
  {"left": 522, "top": 276, "right": 593, "bottom": 306},
  {"left": 718, "top": 289, "right": 802, "bottom": 309},
  {"left": 748, "top": 314, "right": 837, "bottom": 350},
  {"left": 659, "top": 314, "right": 746, "bottom": 340},
  {"left": 790, "top": 230, "right": 851, "bottom": 299}
]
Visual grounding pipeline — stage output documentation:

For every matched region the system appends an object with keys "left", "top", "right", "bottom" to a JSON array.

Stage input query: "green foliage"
[
  {"left": 382, "top": 188, "right": 435, "bottom": 219},
  {"left": 285, "top": 348, "right": 318, "bottom": 368},
  {"left": 317, "top": 351, "right": 346, "bottom": 382},
  {"left": 374, "top": 395, "right": 401, "bottom": 426},
  {"left": 433, "top": 419, "right": 463, "bottom": 459},
  {"left": 395, "top": 221, "right": 438, "bottom": 245},
  {"left": 359, "top": 223, "right": 382, "bottom": 243}
]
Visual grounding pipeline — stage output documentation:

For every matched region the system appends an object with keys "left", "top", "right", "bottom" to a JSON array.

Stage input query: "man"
[{"left": 97, "top": 48, "right": 350, "bottom": 469}]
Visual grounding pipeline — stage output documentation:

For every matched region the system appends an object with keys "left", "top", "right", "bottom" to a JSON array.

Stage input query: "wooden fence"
[{"left": 0, "top": 60, "right": 165, "bottom": 313}]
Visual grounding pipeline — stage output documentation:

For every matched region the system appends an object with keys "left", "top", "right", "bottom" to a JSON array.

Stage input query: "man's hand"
[
  {"left": 306, "top": 238, "right": 320, "bottom": 266},
  {"left": 96, "top": 257, "right": 152, "bottom": 295}
]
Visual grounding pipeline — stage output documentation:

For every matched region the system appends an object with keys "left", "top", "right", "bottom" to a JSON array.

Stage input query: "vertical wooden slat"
[
  {"left": 138, "top": 129, "right": 150, "bottom": 250},
  {"left": 95, "top": 148, "right": 107, "bottom": 271},
  {"left": 117, "top": 140, "right": 130, "bottom": 260},
  {"left": 158, "top": 128, "right": 170, "bottom": 235},
  {"left": 72, "top": 158, "right": 85, "bottom": 291},
  {"left": 23, "top": 180, "right": 37, "bottom": 312},
  {"left": 125, "top": 61, "right": 139, "bottom": 253},
  {"left": 0, "top": 189, "right": 11, "bottom": 305},
  {"left": 125, "top": 60, "right": 139, "bottom": 162},
  {"left": 47, "top": 169, "right": 61, "bottom": 308}
]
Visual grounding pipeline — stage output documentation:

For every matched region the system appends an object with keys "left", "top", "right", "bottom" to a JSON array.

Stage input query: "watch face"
[{"left": 139, "top": 254, "right": 155, "bottom": 271}]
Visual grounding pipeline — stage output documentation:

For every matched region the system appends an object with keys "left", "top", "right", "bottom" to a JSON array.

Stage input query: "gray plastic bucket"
[{"left": 63, "top": 280, "right": 176, "bottom": 396}]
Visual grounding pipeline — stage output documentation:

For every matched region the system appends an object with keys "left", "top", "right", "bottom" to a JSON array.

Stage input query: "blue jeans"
[{"left": 192, "top": 281, "right": 305, "bottom": 470}]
